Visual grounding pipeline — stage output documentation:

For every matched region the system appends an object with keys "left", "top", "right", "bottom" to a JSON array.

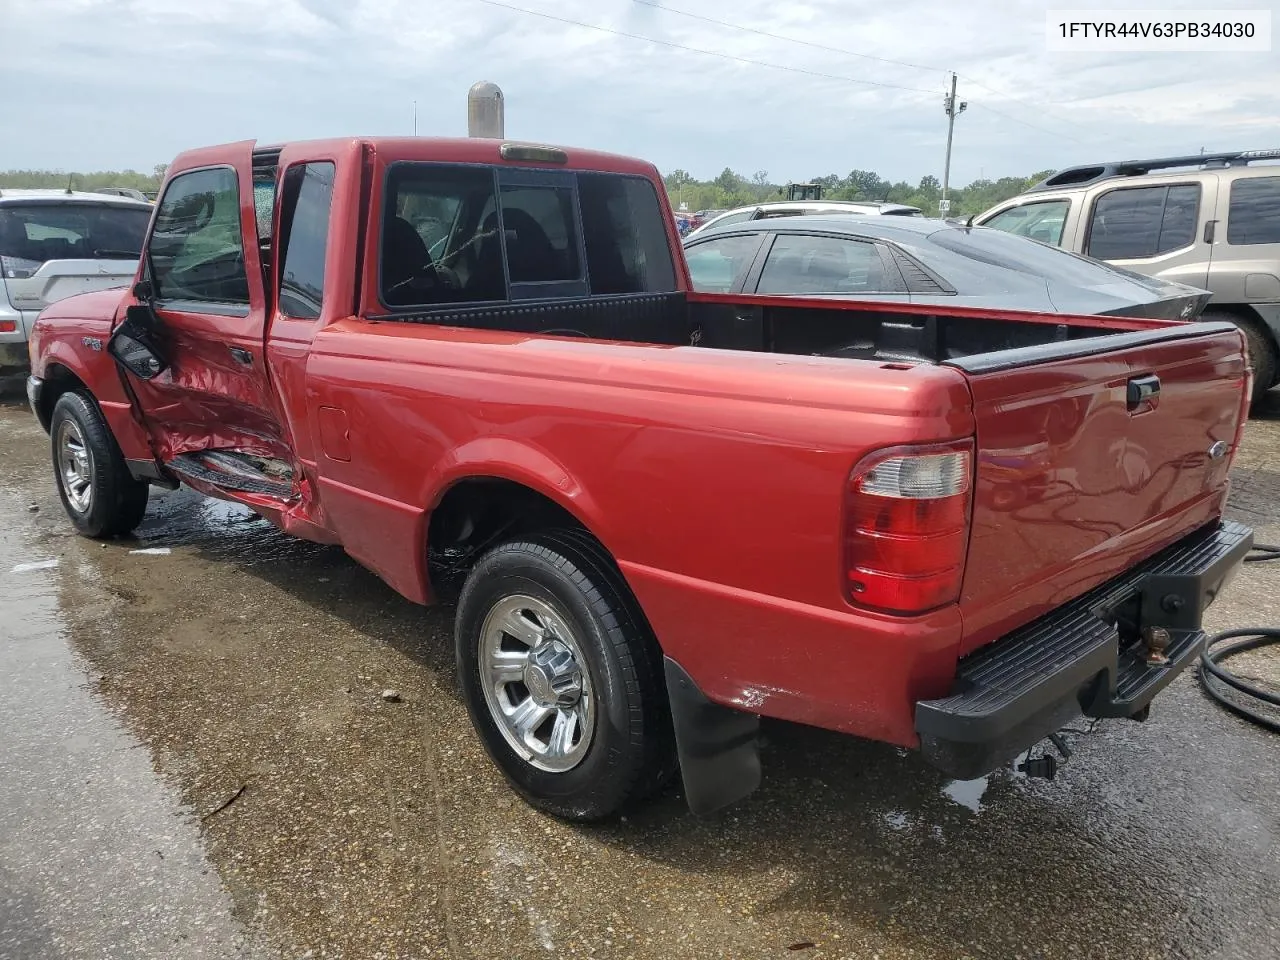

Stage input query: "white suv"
[
  {"left": 686, "top": 200, "right": 922, "bottom": 239},
  {"left": 976, "top": 149, "right": 1280, "bottom": 403},
  {"left": 0, "top": 189, "right": 152, "bottom": 375}
]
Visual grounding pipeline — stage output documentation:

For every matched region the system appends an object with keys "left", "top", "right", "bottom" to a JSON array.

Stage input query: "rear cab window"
[
  {"left": 1227, "top": 176, "right": 1280, "bottom": 245},
  {"left": 1085, "top": 183, "right": 1200, "bottom": 259},
  {"left": 0, "top": 201, "right": 150, "bottom": 278},
  {"left": 378, "top": 163, "right": 677, "bottom": 310}
]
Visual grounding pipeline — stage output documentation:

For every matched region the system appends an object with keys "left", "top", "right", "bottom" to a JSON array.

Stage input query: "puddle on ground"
[
  {"left": 940, "top": 775, "right": 990, "bottom": 813},
  {"left": 0, "top": 490, "right": 274, "bottom": 957},
  {"left": 10, "top": 558, "right": 59, "bottom": 573}
]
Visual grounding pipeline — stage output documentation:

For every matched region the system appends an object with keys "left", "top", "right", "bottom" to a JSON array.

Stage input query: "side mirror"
[{"left": 108, "top": 304, "right": 168, "bottom": 380}]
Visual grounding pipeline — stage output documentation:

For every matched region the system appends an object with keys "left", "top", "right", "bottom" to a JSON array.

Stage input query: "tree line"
[
  {"left": 664, "top": 167, "right": 1057, "bottom": 218},
  {"left": 1, "top": 163, "right": 1052, "bottom": 219},
  {"left": 0, "top": 166, "right": 168, "bottom": 193}
]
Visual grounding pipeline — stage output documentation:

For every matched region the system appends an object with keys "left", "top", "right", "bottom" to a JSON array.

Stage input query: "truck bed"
[{"left": 371, "top": 288, "right": 1197, "bottom": 366}]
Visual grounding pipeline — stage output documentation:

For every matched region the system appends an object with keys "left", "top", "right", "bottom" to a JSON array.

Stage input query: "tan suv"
[{"left": 976, "top": 149, "right": 1280, "bottom": 403}]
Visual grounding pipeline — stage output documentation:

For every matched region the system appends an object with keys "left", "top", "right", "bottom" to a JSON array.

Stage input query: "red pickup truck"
[{"left": 26, "top": 137, "right": 1253, "bottom": 820}]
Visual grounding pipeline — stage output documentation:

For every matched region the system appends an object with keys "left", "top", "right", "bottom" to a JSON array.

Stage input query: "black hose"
[
  {"left": 1198, "top": 544, "right": 1280, "bottom": 732},
  {"left": 1244, "top": 543, "right": 1280, "bottom": 563}
]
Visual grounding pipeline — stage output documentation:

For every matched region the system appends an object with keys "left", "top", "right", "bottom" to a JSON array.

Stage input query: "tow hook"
[{"left": 1140, "top": 625, "right": 1171, "bottom": 665}]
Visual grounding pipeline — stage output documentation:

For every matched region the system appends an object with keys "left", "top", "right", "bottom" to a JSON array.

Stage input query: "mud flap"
[{"left": 663, "top": 657, "right": 761, "bottom": 815}]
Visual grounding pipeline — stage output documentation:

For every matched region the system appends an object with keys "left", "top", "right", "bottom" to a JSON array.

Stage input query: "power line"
[
  {"left": 964, "top": 101, "right": 1087, "bottom": 145},
  {"left": 957, "top": 74, "right": 1123, "bottom": 140},
  {"left": 471, "top": 0, "right": 938, "bottom": 95},
  {"left": 630, "top": 0, "right": 947, "bottom": 76},
  {"left": 631, "top": 0, "right": 1127, "bottom": 145}
]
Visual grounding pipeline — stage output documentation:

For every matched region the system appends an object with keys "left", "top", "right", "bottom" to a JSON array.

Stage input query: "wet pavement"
[{"left": 1, "top": 384, "right": 1278, "bottom": 959}]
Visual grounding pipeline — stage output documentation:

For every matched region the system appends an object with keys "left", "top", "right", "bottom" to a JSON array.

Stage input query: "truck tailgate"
[{"left": 951, "top": 320, "right": 1247, "bottom": 655}]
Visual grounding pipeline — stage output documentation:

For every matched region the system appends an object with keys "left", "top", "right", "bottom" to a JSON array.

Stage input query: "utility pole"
[
  {"left": 940, "top": 73, "right": 966, "bottom": 218},
  {"left": 413, "top": 100, "right": 418, "bottom": 136}
]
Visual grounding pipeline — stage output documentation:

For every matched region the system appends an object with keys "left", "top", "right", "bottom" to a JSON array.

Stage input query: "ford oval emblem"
[{"left": 1207, "top": 440, "right": 1229, "bottom": 460}]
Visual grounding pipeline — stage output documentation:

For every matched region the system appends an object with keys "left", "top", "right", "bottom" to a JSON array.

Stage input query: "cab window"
[
  {"left": 577, "top": 173, "right": 677, "bottom": 295},
  {"left": 277, "top": 162, "right": 335, "bottom": 319},
  {"left": 149, "top": 167, "right": 250, "bottom": 308},
  {"left": 381, "top": 164, "right": 506, "bottom": 307}
]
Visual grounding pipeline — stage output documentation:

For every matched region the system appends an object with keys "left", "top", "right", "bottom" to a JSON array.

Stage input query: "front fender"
[{"left": 31, "top": 315, "right": 152, "bottom": 460}]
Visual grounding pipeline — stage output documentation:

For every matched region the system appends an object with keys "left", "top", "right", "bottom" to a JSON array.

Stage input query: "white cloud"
[{"left": 1, "top": 0, "right": 1276, "bottom": 184}]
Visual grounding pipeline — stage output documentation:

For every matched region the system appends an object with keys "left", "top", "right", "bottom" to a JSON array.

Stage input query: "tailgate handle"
[{"left": 1127, "top": 374, "right": 1161, "bottom": 411}]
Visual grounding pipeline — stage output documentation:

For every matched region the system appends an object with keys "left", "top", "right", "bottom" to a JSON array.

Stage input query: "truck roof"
[{"left": 171, "top": 137, "right": 663, "bottom": 179}]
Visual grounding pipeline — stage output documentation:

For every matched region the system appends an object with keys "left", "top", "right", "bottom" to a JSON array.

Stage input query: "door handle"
[
  {"left": 229, "top": 346, "right": 253, "bottom": 367},
  {"left": 1127, "top": 374, "right": 1160, "bottom": 411},
  {"left": 1203, "top": 220, "right": 1217, "bottom": 244}
]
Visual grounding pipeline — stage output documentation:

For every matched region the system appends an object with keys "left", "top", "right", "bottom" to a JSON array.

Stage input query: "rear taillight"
[{"left": 843, "top": 440, "right": 974, "bottom": 615}]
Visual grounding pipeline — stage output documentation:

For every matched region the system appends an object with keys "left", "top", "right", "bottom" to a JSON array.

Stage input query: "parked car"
[
  {"left": 689, "top": 208, "right": 725, "bottom": 231},
  {"left": 27, "top": 136, "right": 1251, "bottom": 822},
  {"left": 975, "top": 149, "right": 1280, "bottom": 402},
  {"left": 686, "top": 200, "right": 922, "bottom": 239},
  {"left": 94, "top": 186, "right": 151, "bottom": 202},
  {"left": 0, "top": 189, "right": 152, "bottom": 376},
  {"left": 683, "top": 215, "right": 1213, "bottom": 320}
]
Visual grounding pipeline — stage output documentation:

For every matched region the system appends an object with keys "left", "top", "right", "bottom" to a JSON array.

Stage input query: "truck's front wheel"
[
  {"left": 455, "top": 529, "right": 673, "bottom": 821},
  {"left": 50, "top": 391, "right": 150, "bottom": 538}
]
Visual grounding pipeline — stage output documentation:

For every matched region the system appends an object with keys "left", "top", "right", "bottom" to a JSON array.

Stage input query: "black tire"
[
  {"left": 1206, "top": 309, "right": 1276, "bottom": 406},
  {"left": 49, "top": 390, "right": 150, "bottom": 538},
  {"left": 456, "top": 528, "right": 674, "bottom": 821}
]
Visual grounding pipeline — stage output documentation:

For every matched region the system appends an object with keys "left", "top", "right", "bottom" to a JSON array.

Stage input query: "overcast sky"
[{"left": 2, "top": 0, "right": 1277, "bottom": 185}]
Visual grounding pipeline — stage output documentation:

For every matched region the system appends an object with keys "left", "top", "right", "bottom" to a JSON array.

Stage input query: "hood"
[{"left": 37, "top": 287, "right": 130, "bottom": 322}]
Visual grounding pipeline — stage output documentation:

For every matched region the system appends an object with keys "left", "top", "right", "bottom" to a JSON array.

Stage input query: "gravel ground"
[{"left": 1, "top": 384, "right": 1277, "bottom": 960}]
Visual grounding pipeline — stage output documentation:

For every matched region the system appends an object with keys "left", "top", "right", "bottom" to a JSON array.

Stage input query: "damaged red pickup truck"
[{"left": 27, "top": 137, "right": 1253, "bottom": 820}]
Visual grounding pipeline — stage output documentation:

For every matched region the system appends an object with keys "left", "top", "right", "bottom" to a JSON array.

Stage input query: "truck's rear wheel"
[
  {"left": 455, "top": 529, "right": 673, "bottom": 821},
  {"left": 50, "top": 391, "right": 149, "bottom": 538}
]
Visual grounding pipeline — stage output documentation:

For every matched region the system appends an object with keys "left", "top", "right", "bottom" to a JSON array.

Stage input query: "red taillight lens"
[
  {"left": 843, "top": 441, "right": 974, "bottom": 615},
  {"left": 0, "top": 319, "right": 15, "bottom": 333}
]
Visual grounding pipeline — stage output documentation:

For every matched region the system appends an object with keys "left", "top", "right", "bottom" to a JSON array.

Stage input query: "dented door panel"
[{"left": 113, "top": 142, "right": 300, "bottom": 488}]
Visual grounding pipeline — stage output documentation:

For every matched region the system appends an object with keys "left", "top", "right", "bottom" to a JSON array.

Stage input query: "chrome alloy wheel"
[
  {"left": 56, "top": 417, "right": 94, "bottom": 513},
  {"left": 478, "top": 594, "right": 596, "bottom": 773}
]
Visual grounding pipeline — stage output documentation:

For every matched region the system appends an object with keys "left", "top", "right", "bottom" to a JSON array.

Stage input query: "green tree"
[
  {"left": 713, "top": 167, "right": 742, "bottom": 194},
  {"left": 843, "top": 169, "right": 886, "bottom": 199}
]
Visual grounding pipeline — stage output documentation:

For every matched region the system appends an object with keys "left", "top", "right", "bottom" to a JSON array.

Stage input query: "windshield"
[{"left": 0, "top": 202, "right": 151, "bottom": 277}]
